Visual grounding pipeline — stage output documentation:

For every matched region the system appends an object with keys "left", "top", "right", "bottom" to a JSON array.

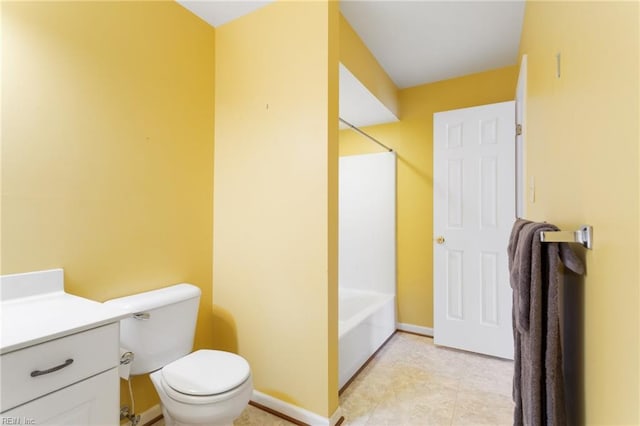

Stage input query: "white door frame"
[{"left": 516, "top": 54, "right": 528, "bottom": 218}]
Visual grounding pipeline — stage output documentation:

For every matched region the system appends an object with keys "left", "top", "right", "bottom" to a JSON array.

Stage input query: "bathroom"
[{"left": 1, "top": 1, "right": 638, "bottom": 425}]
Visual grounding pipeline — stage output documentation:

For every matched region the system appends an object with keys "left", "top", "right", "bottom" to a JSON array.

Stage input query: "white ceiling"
[
  {"left": 178, "top": 1, "right": 525, "bottom": 90},
  {"left": 176, "top": 0, "right": 274, "bottom": 28},
  {"left": 340, "top": 1, "right": 525, "bottom": 89},
  {"left": 176, "top": 0, "right": 525, "bottom": 126}
]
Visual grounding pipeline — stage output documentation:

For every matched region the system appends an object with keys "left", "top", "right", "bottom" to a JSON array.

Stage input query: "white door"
[{"left": 433, "top": 101, "right": 516, "bottom": 359}]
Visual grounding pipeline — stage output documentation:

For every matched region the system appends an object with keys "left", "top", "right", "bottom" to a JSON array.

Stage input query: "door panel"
[{"left": 433, "top": 101, "right": 515, "bottom": 359}]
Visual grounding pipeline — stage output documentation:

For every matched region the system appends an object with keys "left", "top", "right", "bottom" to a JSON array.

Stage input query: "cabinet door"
[{"left": 3, "top": 369, "right": 118, "bottom": 425}]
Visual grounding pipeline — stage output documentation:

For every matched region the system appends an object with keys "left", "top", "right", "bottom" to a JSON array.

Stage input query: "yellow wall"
[
  {"left": 340, "top": 66, "right": 518, "bottom": 328},
  {"left": 339, "top": 14, "right": 398, "bottom": 117},
  {"left": 213, "top": 0, "right": 339, "bottom": 417},
  {"left": 519, "top": 1, "right": 639, "bottom": 422},
  {"left": 1, "top": 1, "right": 215, "bottom": 413}
]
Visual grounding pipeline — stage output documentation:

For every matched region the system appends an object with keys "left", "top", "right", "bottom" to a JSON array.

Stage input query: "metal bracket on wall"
[{"left": 540, "top": 225, "right": 593, "bottom": 249}]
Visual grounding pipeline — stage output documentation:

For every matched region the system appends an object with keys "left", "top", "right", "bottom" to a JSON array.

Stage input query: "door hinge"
[{"left": 516, "top": 124, "right": 522, "bottom": 136}]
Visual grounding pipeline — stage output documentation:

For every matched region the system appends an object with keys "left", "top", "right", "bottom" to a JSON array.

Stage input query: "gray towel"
[{"left": 508, "top": 219, "right": 584, "bottom": 426}]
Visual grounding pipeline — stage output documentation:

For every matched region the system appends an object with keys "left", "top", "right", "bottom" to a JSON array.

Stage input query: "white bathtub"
[{"left": 339, "top": 288, "right": 396, "bottom": 388}]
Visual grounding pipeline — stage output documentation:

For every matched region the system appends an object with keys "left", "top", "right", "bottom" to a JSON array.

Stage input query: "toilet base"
[
  {"left": 149, "top": 368, "right": 252, "bottom": 426},
  {"left": 162, "top": 406, "right": 232, "bottom": 426}
]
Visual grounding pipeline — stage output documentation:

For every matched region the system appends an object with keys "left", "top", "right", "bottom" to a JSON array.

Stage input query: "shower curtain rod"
[{"left": 339, "top": 118, "right": 393, "bottom": 152}]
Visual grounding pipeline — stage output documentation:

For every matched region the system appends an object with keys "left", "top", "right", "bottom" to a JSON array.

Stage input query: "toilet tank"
[{"left": 104, "top": 283, "right": 201, "bottom": 375}]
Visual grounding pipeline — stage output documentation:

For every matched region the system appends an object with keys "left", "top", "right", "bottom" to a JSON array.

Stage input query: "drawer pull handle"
[{"left": 30, "top": 358, "right": 74, "bottom": 377}]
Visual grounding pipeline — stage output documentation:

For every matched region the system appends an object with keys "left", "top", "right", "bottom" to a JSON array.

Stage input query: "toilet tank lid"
[{"left": 103, "top": 283, "right": 201, "bottom": 313}]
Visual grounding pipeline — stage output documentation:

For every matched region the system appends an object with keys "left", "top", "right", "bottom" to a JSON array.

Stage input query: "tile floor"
[
  {"left": 153, "top": 332, "right": 514, "bottom": 426},
  {"left": 338, "top": 332, "right": 514, "bottom": 426}
]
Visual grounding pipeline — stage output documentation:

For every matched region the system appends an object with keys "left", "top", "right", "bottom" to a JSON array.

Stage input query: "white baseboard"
[
  {"left": 329, "top": 406, "right": 344, "bottom": 426},
  {"left": 396, "top": 322, "right": 434, "bottom": 337},
  {"left": 252, "top": 390, "right": 343, "bottom": 426},
  {"left": 134, "top": 393, "right": 344, "bottom": 426},
  {"left": 138, "top": 404, "right": 162, "bottom": 425}
]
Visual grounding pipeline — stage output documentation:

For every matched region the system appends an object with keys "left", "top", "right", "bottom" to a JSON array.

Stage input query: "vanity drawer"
[{"left": 0, "top": 322, "right": 119, "bottom": 412}]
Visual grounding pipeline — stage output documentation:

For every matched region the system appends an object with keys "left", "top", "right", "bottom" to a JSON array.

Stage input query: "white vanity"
[{"left": 0, "top": 269, "right": 127, "bottom": 424}]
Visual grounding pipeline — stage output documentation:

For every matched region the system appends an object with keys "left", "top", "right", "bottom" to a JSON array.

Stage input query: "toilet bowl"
[
  {"left": 150, "top": 350, "right": 252, "bottom": 426},
  {"left": 104, "top": 284, "right": 252, "bottom": 426}
]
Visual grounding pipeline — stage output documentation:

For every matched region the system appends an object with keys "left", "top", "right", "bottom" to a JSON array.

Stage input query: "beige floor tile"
[
  {"left": 451, "top": 389, "right": 514, "bottom": 426},
  {"left": 360, "top": 382, "right": 458, "bottom": 426},
  {"left": 341, "top": 332, "right": 514, "bottom": 426},
  {"left": 234, "top": 404, "right": 297, "bottom": 426},
  {"left": 147, "top": 404, "right": 296, "bottom": 426},
  {"left": 150, "top": 332, "right": 514, "bottom": 426}
]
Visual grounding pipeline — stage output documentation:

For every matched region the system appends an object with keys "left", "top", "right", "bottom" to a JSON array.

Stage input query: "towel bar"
[{"left": 540, "top": 225, "right": 593, "bottom": 249}]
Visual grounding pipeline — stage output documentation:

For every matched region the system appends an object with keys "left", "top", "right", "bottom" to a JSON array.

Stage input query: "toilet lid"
[{"left": 162, "top": 350, "right": 251, "bottom": 396}]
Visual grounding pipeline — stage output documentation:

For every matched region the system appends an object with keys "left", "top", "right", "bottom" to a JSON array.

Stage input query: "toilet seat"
[{"left": 161, "top": 350, "right": 251, "bottom": 404}]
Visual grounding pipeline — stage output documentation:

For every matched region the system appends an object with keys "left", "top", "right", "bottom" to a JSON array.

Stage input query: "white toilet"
[{"left": 105, "top": 284, "right": 252, "bottom": 426}]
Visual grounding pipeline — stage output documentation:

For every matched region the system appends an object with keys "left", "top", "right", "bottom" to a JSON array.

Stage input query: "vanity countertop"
[{"left": 0, "top": 269, "right": 128, "bottom": 354}]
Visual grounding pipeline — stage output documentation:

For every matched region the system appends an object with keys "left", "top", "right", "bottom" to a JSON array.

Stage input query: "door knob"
[{"left": 435, "top": 236, "right": 445, "bottom": 244}]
